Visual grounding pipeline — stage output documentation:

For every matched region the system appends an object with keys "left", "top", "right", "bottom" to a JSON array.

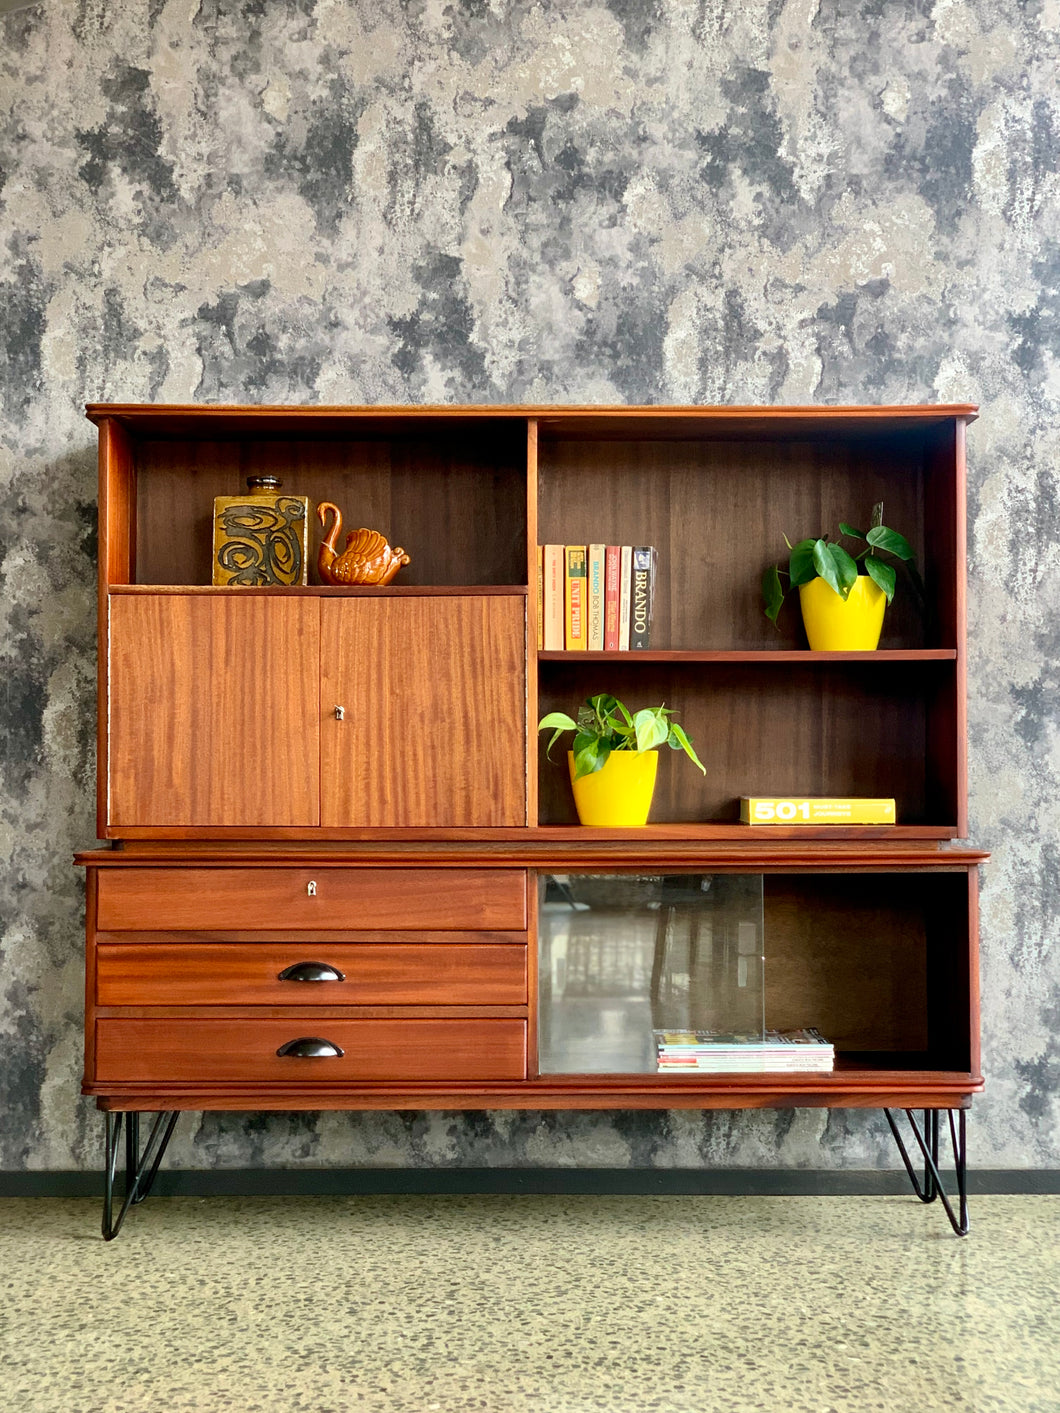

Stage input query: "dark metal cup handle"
[
  {"left": 277, "top": 961, "right": 346, "bottom": 983},
  {"left": 276, "top": 1038, "right": 345, "bottom": 1058}
]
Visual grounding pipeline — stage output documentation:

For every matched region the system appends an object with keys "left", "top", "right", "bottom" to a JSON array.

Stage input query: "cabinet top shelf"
[
  {"left": 85, "top": 401, "right": 979, "bottom": 440},
  {"left": 538, "top": 649, "right": 957, "bottom": 663},
  {"left": 109, "top": 584, "right": 529, "bottom": 598}
]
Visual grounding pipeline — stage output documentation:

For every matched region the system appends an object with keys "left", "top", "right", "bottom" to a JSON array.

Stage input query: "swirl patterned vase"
[{"left": 212, "top": 476, "right": 310, "bottom": 586}]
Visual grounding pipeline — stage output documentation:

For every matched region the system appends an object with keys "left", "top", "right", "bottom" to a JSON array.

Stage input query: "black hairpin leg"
[
  {"left": 102, "top": 1110, "right": 179, "bottom": 1241},
  {"left": 884, "top": 1107, "right": 968, "bottom": 1236}
]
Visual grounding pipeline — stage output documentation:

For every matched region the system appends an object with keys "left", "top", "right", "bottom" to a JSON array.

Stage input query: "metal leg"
[
  {"left": 101, "top": 1110, "right": 179, "bottom": 1241},
  {"left": 884, "top": 1107, "right": 968, "bottom": 1237}
]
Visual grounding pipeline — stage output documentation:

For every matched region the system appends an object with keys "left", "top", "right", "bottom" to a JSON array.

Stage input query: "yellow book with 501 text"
[{"left": 740, "top": 797, "right": 896, "bottom": 825}]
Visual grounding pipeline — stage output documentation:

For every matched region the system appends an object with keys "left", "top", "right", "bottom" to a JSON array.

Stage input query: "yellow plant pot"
[
  {"left": 798, "top": 575, "right": 887, "bottom": 651},
  {"left": 568, "top": 750, "right": 659, "bottom": 827}
]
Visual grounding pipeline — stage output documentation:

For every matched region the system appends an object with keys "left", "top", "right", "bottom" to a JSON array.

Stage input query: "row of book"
[
  {"left": 654, "top": 1028, "right": 835, "bottom": 1073},
  {"left": 537, "top": 545, "right": 656, "bottom": 651}
]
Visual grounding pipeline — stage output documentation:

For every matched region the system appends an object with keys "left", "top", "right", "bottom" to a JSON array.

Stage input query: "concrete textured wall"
[{"left": 1, "top": 0, "right": 1058, "bottom": 1173}]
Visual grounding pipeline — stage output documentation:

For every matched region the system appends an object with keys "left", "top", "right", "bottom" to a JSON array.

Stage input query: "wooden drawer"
[
  {"left": 95, "top": 868, "right": 527, "bottom": 932},
  {"left": 94, "top": 1019, "right": 527, "bottom": 1083},
  {"left": 96, "top": 942, "right": 527, "bottom": 1006}
]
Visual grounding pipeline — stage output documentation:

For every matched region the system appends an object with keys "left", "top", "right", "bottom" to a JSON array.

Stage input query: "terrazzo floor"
[{"left": 0, "top": 1194, "right": 1057, "bottom": 1413}]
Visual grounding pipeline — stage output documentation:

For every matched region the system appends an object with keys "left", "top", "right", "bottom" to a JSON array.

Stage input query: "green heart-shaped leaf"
[
  {"left": 788, "top": 537, "right": 818, "bottom": 586},
  {"left": 668, "top": 721, "right": 706, "bottom": 773},
  {"left": 866, "top": 525, "right": 914, "bottom": 561},
  {"left": 633, "top": 708, "right": 669, "bottom": 752},
  {"left": 827, "top": 542, "right": 859, "bottom": 599},
  {"left": 572, "top": 734, "right": 610, "bottom": 779},
  {"left": 863, "top": 554, "right": 896, "bottom": 603},
  {"left": 763, "top": 564, "right": 785, "bottom": 623},
  {"left": 812, "top": 538, "right": 842, "bottom": 595}
]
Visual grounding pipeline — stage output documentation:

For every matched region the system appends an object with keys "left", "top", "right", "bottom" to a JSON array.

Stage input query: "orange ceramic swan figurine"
[{"left": 316, "top": 502, "right": 410, "bottom": 586}]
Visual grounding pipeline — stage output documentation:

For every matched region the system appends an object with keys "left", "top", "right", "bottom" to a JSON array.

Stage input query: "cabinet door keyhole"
[{"left": 307, "top": 880, "right": 317, "bottom": 897}]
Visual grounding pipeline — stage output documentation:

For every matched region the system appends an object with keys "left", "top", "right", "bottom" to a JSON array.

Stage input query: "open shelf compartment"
[
  {"left": 537, "top": 870, "right": 975, "bottom": 1082},
  {"left": 96, "top": 411, "right": 529, "bottom": 589}
]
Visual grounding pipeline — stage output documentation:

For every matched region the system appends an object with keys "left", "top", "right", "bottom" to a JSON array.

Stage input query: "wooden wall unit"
[{"left": 80, "top": 404, "right": 985, "bottom": 1137}]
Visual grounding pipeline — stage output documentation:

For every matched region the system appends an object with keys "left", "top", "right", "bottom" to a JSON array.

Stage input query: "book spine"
[
  {"left": 565, "top": 546, "right": 587, "bottom": 650},
  {"left": 739, "top": 797, "right": 897, "bottom": 825},
  {"left": 543, "top": 545, "right": 564, "bottom": 651},
  {"left": 603, "top": 546, "right": 620, "bottom": 651},
  {"left": 618, "top": 545, "right": 632, "bottom": 651},
  {"left": 587, "top": 544, "right": 605, "bottom": 651},
  {"left": 630, "top": 545, "right": 654, "bottom": 649},
  {"left": 536, "top": 545, "right": 544, "bottom": 651}
]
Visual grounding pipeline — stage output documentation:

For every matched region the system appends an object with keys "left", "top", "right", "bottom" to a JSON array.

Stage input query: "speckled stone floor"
[{"left": 0, "top": 1195, "right": 1057, "bottom": 1413}]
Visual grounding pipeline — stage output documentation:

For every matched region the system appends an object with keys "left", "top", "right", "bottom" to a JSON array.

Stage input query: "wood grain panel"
[
  {"left": 86, "top": 403, "right": 978, "bottom": 439},
  {"left": 537, "top": 435, "right": 930, "bottom": 650},
  {"left": 108, "top": 594, "right": 320, "bottom": 828},
  {"left": 526, "top": 420, "right": 540, "bottom": 832},
  {"left": 83, "top": 871, "right": 99, "bottom": 1086},
  {"left": 924, "top": 420, "right": 967, "bottom": 834},
  {"left": 764, "top": 876, "right": 930, "bottom": 1052},
  {"left": 134, "top": 436, "right": 526, "bottom": 587},
  {"left": 537, "top": 660, "right": 954, "bottom": 826},
  {"left": 96, "top": 867, "right": 528, "bottom": 931},
  {"left": 88, "top": 1079, "right": 980, "bottom": 1110},
  {"left": 98, "top": 417, "right": 136, "bottom": 834},
  {"left": 96, "top": 943, "right": 527, "bottom": 1005},
  {"left": 80, "top": 843, "right": 986, "bottom": 868},
  {"left": 321, "top": 596, "right": 527, "bottom": 827},
  {"left": 94, "top": 1018, "right": 527, "bottom": 1083},
  {"left": 94, "top": 928, "right": 528, "bottom": 946}
]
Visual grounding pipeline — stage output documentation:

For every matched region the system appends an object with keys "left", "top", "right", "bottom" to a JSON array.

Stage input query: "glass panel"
[{"left": 538, "top": 874, "right": 764, "bottom": 1074}]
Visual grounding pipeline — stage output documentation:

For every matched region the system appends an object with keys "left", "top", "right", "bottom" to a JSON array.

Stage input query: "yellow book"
[
  {"left": 565, "top": 546, "right": 587, "bottom": 650},
  {"left": 536, "top": 545, "right": 544, "bottom": 651},
  {"left": 740, "top": 797, "right": 896, "bottom": 825},
  {"left": 543, "top": 545, "right": 565, "bottom": 650}
]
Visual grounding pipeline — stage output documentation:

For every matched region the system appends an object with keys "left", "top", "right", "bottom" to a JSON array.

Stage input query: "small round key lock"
[
  {"left": 334, "top": 705, "right": 345, "bottom": 720},
  {"left": 307, "top": 880, "right": 317, "bottom": 897}
]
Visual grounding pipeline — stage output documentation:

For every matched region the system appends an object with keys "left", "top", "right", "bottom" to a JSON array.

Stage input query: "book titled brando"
[{"left": 630, "top": 546, "right": 656, "bottom": 649}]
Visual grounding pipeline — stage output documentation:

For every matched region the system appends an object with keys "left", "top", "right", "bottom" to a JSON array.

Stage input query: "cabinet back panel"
[
  {"left": 537, "top": 662, "right": 953, "bottom": 825},
  {"left": 764, "top": 874, "right": 970, "bottom": 1065},
  {"left": 764, "top": 878, "right": 928, "bottom": 1052},
  {"left": 134, "top": 437, "right": 526, "bottom": 586},
  {"left": 537, "top": 433, "right": 943, "bottom": 649}
]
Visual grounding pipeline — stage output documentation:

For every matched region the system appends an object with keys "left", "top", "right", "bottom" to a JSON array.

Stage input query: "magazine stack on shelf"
[{"left": 654, "top": 1029, "right": 835, "bottom": 1074}]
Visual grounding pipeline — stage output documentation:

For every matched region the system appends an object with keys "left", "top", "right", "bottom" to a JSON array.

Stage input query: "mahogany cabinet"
[
  {"left": 107, "top": 592, "right": 526, "bottom": 831},
  {"left": 78, "top": 404, "right": 986, "bottom": 1233}
]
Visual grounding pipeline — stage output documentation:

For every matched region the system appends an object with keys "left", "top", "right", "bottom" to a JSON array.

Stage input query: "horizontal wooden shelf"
[
  {"left": 78, "top": 840, "right": 989, "bottom": 867},
  {"left": 538, "top": 649, "right": 957, "bottom": 663},
  {"left": 109, "top": 584, "right": 529, "bottom": 597},
  {"left": 87, "top": 401, "right": 979, "bottom": 441},
  {"left": 86, "top": 1067, "right": 983, "bottom": 1111},
  {"left": 99, "top": 824, "right": 961, "bottom": 844}
]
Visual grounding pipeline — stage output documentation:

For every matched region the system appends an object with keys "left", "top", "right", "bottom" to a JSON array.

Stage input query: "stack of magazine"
[{"left": 654, "top": 1028, "right": 834, "bottom": 1073}]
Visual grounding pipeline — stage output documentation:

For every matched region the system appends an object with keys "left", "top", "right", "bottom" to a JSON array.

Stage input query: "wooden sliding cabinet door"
[
  {"left": 108, "top": 594, "right": 320, "bottom": 828},
  {"left": 321, "top": 595, "right": 527, "bottom": 827}
]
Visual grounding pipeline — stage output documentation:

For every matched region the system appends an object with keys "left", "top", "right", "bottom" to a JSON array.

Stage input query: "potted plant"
[
  {"left": 761, "top": 503, "right": 919, "bottom": 650},
  {"left": 538, "top": 693, "right": 705, "bottom": 827}
]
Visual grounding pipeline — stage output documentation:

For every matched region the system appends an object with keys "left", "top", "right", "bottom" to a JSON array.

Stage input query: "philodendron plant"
[
  {"left": 762, "top": 502, "right": 920, "bottom": 624},
  {"left": 538, "top": 693, "right": 706, "bottom": 780}
]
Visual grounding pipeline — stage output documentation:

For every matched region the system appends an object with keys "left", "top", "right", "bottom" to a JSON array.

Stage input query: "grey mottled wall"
[{"left": 2, "top": 0, "right": 1058, "bottom": 1172}]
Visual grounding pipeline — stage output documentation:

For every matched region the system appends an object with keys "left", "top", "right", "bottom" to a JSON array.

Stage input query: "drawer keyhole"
[{"left": 307, "top": 880, "right": 317, "bottom": 897}]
